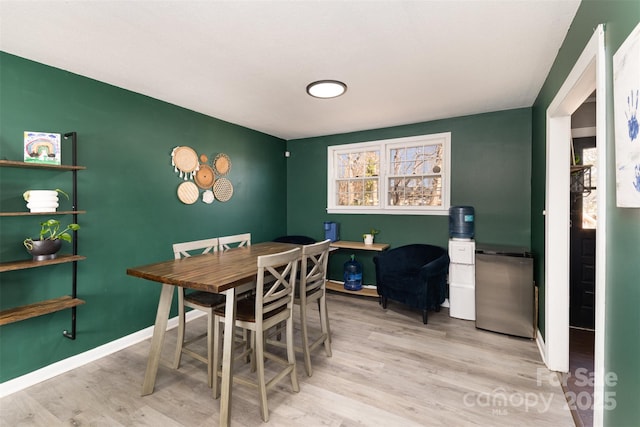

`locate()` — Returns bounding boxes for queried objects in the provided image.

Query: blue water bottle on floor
[343,255,362,291]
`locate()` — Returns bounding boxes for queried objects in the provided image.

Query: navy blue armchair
[373,244,450,324]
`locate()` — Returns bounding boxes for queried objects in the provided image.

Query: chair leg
[206,310,214,388]
[381,296,388,309]
[423,309,428,324]
[212,316,222,399]
[435,304,441,312]
[286,315,300,393]
[319,295,332,357]
[173,289,186,369]
[300,302,313,376]
[255,328,269,422]
[250,331,257,373]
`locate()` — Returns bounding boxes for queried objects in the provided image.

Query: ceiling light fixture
[306,80,347,99]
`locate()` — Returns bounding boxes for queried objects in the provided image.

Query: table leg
[141,283,174,396]
[219,287,236,427]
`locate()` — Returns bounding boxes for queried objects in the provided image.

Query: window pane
[388,176,442,206]
[390,143,443,176]
[337,178,378,206]
[337,151,379,179]
[582,147,597,229]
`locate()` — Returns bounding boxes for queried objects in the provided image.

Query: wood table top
[126,241,299,293]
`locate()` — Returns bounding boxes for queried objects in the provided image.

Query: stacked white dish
[23,190,59,213]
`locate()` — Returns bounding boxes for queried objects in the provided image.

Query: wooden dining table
[126,241,299,427]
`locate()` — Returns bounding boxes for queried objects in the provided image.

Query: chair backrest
[299,239,331,302]
[255,247,301,323]
[173,238,219,260]
[218,233,251,252]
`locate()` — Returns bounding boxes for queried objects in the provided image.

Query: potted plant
[362,228,380,245]
[23,218,80,261]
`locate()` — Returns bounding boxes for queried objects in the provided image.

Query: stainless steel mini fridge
[475,245,535,339]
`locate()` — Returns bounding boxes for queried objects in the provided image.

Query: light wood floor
[0,293,574,426]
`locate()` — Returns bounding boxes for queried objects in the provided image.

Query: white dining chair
[172,238,223,388]
[296,239,332,376]
[267,239,332,376]
[212,247,301,422]
[218,233,251,251]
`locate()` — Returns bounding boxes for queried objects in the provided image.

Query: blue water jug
[343,254,362,291]
[449,206,475,240]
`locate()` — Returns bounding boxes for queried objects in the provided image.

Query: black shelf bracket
[63,131,79,340]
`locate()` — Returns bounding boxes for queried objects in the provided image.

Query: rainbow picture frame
[24,131,61,165]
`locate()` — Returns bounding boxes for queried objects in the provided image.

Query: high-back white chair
[296,239,332,376]
[218,233,251,251]
[172,238,223,388]
[212,247,301,422]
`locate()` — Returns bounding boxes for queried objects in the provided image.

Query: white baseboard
[535,328,548,368]
[0,310,205,398]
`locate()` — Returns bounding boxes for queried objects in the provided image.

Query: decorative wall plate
[177,181,199,204]
[213,153,232,176]
[171,146,199,179]
[202,190,215,204]
[194,164,215,189]
[213,177,233,202]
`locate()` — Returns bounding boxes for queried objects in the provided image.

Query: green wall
[0,53,287,382]
[531,1,640,425]
[286,109,532,283]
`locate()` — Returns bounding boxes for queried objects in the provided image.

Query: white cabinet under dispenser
[448,239,476,320]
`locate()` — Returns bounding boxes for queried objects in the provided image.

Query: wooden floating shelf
[0,210,86,217]
[0,296,85,326]
[330,240,390,252]
[327,280,378,298]
[0,160,86,171]
[0,254,86,273]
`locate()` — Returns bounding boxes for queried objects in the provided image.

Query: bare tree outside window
[336,151,379,206]
[327,132,450,214]
[388,143,444,207]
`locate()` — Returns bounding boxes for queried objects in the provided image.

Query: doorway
[568,133,597,427]
[544,24,606,427]
[570,136,596,330]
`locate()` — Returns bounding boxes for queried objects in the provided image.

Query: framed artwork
[23,131,61,165]
[613,22,640,207]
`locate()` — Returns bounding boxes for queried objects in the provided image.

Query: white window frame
[327,132,451,215]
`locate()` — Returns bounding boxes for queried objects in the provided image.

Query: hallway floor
[562,327,595,427]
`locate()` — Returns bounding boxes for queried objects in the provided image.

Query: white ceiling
[0,0,580,140]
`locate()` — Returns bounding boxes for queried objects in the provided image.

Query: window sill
[327,207,449,216]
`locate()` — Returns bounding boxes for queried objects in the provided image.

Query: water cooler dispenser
[448,206,476,320]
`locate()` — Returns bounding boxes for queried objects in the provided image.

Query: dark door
[570,137,596,329]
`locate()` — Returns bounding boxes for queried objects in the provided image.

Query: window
[327,133,451,215]
[582,147,597,229]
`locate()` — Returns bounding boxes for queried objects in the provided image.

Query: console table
[327,240,390,298]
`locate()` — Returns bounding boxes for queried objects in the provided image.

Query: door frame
[544,24,606,425]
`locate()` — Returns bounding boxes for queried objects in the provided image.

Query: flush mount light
[306,80,347,99]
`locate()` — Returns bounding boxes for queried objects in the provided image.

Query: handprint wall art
[614,22,640,207]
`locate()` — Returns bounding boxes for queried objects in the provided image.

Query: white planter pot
[363,234,374,245]
[23,190,60,212]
